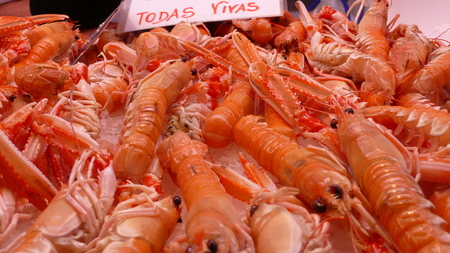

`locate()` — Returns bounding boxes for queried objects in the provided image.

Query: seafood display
[3,0,450,252]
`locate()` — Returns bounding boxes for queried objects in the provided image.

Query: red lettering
[136,12,148,25]
[145,12,156,23]
[211,1,228,14]
[247,2,259,11]
[211,1,261,14]
[167,9,179,22]
[182,7,195,18]
[154,11,169,24]
[228,4,239,13]
[235,3,246,13]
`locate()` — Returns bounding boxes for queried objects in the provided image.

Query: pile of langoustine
[3,0,450,252]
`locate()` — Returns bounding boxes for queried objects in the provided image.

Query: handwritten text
[211,1,259,14]
[136,7,195,25]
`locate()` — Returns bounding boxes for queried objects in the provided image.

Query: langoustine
[232,114,392,251]
[334,107,450,252]
[211,154,332,253]
[7,150,116,252]
[113,58,195,182]
[157,130,255,253]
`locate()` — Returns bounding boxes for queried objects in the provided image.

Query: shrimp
[14,30,79,66]
[334,107,450,252]
[264,102,298,142]
[0,14,69,37]
[165,103,211,141]
[389,24,431,88]
[333,51,397,106]
[87,183,182,253]
[0,104,58,210]
[14,30,80,102]
[96,29,125,53]
[23,21,74,47]
[404,46,450,106]
[179,39,248,80]
[0,14,69,64]
[362,105,450,152]
[156,130,255,253]
[430,185,450,232]
[249,200,331,253]
[0,85,30,119]
[203,80,254,149]
[113,59,195,182]
[50,89,102,139]
[248,62,345,159]
[87,59,130,113]
[211,155,332,253]
[395,93,443,110]
[232,18,278,44]
[231,12,294,45]
[0,185,34,246]
[317,5,358,43]
[233,115,393,251]
[133,32,186,77]
[274,20,307,51]
[8,150,116,253]
[306,42,356,74]
[169,22,210,42]
[356,0,390,60]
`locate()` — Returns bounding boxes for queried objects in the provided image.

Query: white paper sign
[117,0,285,33]
[387,0,450,42]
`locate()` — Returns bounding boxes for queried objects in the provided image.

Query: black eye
[191,68,197,75]
[249,204,259,217]
[330,118,338,129]
[181,56,188,62]
[313,197,327,213]
[172,196,182,208]
[185,246,193,253]
[9,95,16,101]
[207,239,218,253]
[343,108,354,114]
[330,184,343,199]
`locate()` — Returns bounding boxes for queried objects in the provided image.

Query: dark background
[287,0,315,12]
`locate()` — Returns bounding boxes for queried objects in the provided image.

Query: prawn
[203,80,254,149]
[356,0,390,60]
[14,30,80,102]
[23,21,74,47]
[7,150,116,252]
[362,105,450,152]
[403,46,450,106]
[264,102,298,142]
[233,114,393,251]
[113,58,195,182]
[133,32,186,77]
[156,130,255,253]
[430,185,450,232]
[248,61,345,159]
[87,59,130,113]
[211,154,332,253]
[0,103,58,210]
[389,24,431,88]
[87,182,182,252]
[333,51,397,106]
[334,107,450,253]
